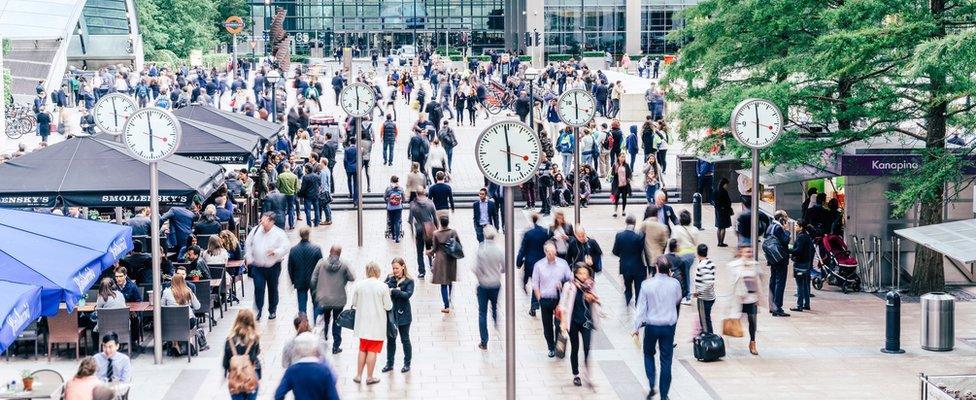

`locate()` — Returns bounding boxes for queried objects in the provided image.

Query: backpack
[601,131,614,151]
[388,188,403,207]
[227,338,258,395]
[439,129,458,148]
[557,132,573,153]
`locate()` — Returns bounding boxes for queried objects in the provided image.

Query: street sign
[224,16,245,34]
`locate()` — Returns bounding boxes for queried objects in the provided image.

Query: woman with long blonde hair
[160,273,201,354]
[222,309,262,399]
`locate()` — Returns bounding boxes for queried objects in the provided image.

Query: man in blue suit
[472,188,499,243]
[160,205,196,249]
[516,213,548,316]
[613,215,647,307]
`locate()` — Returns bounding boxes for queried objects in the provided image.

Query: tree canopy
[137,0,246,59]
[665,0,976,294]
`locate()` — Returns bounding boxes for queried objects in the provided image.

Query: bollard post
[881,289,906,354]
[692,193,702,229]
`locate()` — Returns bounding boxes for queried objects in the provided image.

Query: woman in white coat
[350,262,393,385]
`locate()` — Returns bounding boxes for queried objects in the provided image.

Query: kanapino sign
[840,154,976,176]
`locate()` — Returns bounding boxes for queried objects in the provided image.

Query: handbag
[387,310,398,340]
[443,235,465,259]
[554,329,568,359]
[722,318,744,337]
[318,189,333,205]
[762,229,786,265]
[337,309,356,330]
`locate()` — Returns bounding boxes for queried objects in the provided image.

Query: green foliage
[448,55,465,62]
[201,53,230,69]
[215,0,248,46]
[148,49,183,69]
[517,55,532,62]
[3,67,11,106]
[136,0,219,58]
[291,54,309,64]
[582,51,605,58]
[546,54,573,62]
[474,55,491,62]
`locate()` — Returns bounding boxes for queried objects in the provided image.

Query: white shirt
[244,225,289,267]
[294,139,312,159]
[428,145,449,171]
[633,274,682,330]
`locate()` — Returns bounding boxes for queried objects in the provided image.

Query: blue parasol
[0,209,133,315]
[0,281,42,354]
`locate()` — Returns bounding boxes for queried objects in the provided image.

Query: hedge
[546,54,574,62]
[291,54,310,64]
[582,51,605,57]
[201,53,231,69]
[448,55,465,62]
[517,55,532,62]
[474,55,491,62]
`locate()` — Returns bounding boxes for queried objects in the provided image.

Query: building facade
[248,0,697,57]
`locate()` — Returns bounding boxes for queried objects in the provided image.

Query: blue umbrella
[0,281,42,354]
[0,209,133,315]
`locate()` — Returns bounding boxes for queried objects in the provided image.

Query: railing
[919,373,976,399]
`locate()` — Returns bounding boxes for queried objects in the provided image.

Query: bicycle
[5,105,36,140]
[483,81,515,115]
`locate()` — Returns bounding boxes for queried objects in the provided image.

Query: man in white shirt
[532,242,572,358]
[93,333,131,383]
[245,212,290,320]
[632,257,682,400]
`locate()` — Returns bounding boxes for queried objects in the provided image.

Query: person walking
[790,221,815,313]
[350,262,393,385]
[693,244,717,334]
[273,338,340,400]
[613,215,647,307]
[714,178,734,247]
[244,213,289,321]
[223,310,262,400]
[277,164,299,230]
[611,153,633,218]
[408,190,437,279]
[473,226,504,350]
[382,258,414,373]
[287,227,322,316]
[310,245,356,354]
[633,256,682,400]
[640,205,670,269]
[566,227,603,273]
[381,114,397,166]
[317,162,334,225]
[385,176,406,243]
[427,215,461,313]
[298,164,321,227]
[517,213,549,316]
[765,210,792,317]
[559,263,600,387]
[724,245,763,355]
[471,187,499,243]
[671,210,701,304]
[532,242,573,357]
[343,137,360,200]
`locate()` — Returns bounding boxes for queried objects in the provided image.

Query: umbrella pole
[114,207,124,225]
[150,162,163,364]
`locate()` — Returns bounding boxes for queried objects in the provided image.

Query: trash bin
[920,292,954,351]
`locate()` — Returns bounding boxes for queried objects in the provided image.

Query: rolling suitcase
[693,299,726,362]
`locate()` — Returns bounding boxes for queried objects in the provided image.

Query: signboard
[183,154,251,164]
[224,16,245,35]
[840,154,976,176]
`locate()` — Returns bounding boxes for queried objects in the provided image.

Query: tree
[666,0,976,295]
[136,0,219,59]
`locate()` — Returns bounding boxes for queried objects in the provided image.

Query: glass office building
[250,0,697,56]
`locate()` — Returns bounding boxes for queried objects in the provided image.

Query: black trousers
[386,323,412,366]
[623,275,645,306]
[539,298,560,351]
[251,263,281,315]
[698,298,715,334]
[769,263,789,313]
[568,321,592,375]
[317,306,343,350]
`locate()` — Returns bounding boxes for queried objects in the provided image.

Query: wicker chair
[46,310,85,362]
[96,308,133,355]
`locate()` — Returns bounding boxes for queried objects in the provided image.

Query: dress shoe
[401,365,410,373]
[332,348,343,354]
[381,365,394,373]
[749,341,758,355]
[478,343,488,350]
[529,309,537,317]
[772,311,791,317]
[547,350,556,358]
[573,376,582,386]
[268,313,277,320]
[255,312,262,321]
[789,307,803,312]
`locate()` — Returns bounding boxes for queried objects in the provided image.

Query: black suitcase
[693,299,725,362]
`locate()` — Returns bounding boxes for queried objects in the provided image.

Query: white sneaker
[680,298,692,306]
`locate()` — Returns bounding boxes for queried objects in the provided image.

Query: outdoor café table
[61,302,153,350]
[0,382,57,399]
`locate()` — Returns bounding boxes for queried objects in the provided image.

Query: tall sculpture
[270,7,291,70]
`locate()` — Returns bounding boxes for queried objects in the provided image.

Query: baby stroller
[813,234,862,293]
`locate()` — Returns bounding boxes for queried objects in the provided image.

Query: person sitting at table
[95,278,126,310]
[185,245,213,280]
[112,267,142,302]
[161,274,201,356]
[202,235,229,265]
[121,242,152,278]
[214,196,237,232]
[194,205,222,235]
[171,266,197,292]
[93,332,131,383]
[219,230,244,261]
[65,357,102,400]
[176,236,198,262]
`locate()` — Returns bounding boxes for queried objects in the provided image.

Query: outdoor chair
[192,283,215,332]
[46,309,85,362]
[160,306,193,363]
[196,234,214,250]
[208,265,228,316]
[96,308,133,355]
[5,320,42,360]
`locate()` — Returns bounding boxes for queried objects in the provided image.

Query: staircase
[327,188,680,211]
[6,39,64,104]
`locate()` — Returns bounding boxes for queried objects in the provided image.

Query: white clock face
[557,89,596,127]
[476,121,542,186]
[93,93,137,135]
[730,99,784,149]
[339,83,376,117]
[122,108,182,162]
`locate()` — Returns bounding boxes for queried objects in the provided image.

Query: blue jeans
[445,146,454,169]
[319,199,333,223]
[231,391,257,400]
[387,209,402,239]
[283,194,296,229]
[296,287,311,315]
[643,324,676,399]
[645,184,659,203]
[303,196,320,226]
[440,284,453,309]
[476,286,500,346]
[383,141,395,164]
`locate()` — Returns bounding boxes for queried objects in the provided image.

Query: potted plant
[188,270,202,282]
[20,370,32,391]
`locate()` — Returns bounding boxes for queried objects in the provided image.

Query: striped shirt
[694,257,716,301]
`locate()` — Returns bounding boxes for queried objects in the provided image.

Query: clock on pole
[476,120,542,185]
[339,83,376,117]
[121,108,182,162]
[730,98,784,149]
[556,88,596,128]
[92,93,137,135]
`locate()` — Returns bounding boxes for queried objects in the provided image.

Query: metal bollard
[692,193,702,229]
[881,289,906,354]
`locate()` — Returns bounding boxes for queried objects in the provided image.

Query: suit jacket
[126,215,151,237]
[640,219,669,266]
[471,200,499,229]
[648,204,678,234]
[287,240,322,290]
[516,225,549,272]
[613,229,647,278]
[263,192,288,223]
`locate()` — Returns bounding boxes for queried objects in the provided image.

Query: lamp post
[525,67,538,129]
[266,69,281,123]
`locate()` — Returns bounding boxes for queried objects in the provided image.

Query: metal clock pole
[355,116,364,247]
[150,161,163,363]
[573,126,581,225]
[503,185,516,400]
[750,147,759,261]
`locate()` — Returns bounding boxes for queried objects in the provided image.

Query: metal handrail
[919,372,976,400]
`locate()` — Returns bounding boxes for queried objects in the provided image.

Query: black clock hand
[148,116,155,153]
[504,126,512,173]
[754,104,760,139]
[112,99,118,127]
[574,92,579,120]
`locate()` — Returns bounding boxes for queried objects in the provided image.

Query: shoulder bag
[337,309,356,330]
